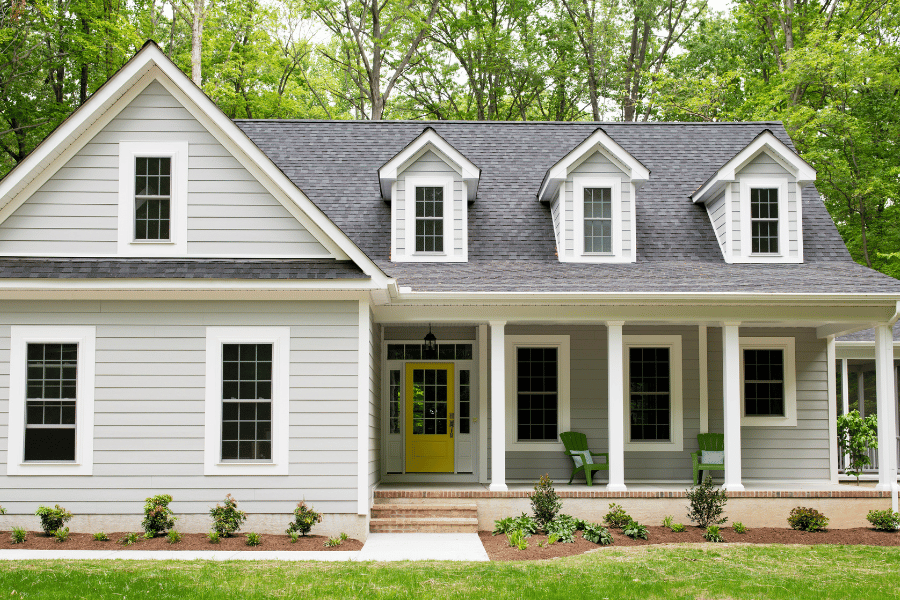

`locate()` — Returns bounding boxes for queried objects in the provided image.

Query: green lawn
[0,545,898,599]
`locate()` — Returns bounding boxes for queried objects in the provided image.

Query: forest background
[0,0,898,276]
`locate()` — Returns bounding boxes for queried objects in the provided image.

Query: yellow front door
[405,363,454,472]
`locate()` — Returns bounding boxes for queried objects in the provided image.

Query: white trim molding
[504,334,571,451]
[7,326,96,476]
[204,326,290,475]
[739,336,797,427]
[571,176,626,262]
[738,176,792,263]
[117,141,189,255]
[623,334,684,452]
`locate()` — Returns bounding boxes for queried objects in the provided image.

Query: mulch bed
[479,526,900,561]
[0,531,362,552]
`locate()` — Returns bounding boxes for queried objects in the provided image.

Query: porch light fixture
[424,324,437,358]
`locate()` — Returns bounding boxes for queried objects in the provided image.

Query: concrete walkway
[0,533,489,562]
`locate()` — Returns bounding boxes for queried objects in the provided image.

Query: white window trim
[623,335,683,452]
[571,176,626,262]
[396,175,462,262]
[7,326,96,476]
[118,141,188,255]
[740,336,797,427]
[737,176,792,263]
[204,326,290,475]
[505,335,570,451]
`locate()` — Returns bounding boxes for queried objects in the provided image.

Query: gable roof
[0,41,389,287]
[378,127,480,200]
[236,119,900,295]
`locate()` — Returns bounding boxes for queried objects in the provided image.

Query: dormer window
[583,187,612,253]
[750,187,778,254]
[135,157,172,241]
[415,186,444,252]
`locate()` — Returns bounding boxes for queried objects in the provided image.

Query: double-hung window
[750,188,778,254]
[221,343,273,461]
[740,337,796,426]
[415,186,444,252]
[583,187,612,253]
[25,343,78,462]
[134,157,171,241]
[623,335,683,451]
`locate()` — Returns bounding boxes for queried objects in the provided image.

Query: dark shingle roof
[0,258,368,280]
[236,120,900,294]
[838,322,900,343]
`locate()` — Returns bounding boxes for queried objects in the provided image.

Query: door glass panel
[412,368,449,436]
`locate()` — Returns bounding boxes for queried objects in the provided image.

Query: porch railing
[837,436,900,474]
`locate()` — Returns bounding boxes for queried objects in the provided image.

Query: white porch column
[827,337,838,483]
[841,359,850,416]
[607,321,626,491]
[874,324,899,491]
[722,323,744,491]
[489,321,508,492]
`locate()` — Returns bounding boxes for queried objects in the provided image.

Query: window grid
[584,187,612,253]
[750,188,778,253]
[221,343,273,461]
[629,347,671,442]
[389,370,401,434]
[516,347,558,441]
[24,343,77,462]
[415,186,444,252]
[744,349,785,416]
[411,368,448,435]
[387,343,472,361]
[135,156,171,241]
[459,369,470,434]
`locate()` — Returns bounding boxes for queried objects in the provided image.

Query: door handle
[449,412,454,438]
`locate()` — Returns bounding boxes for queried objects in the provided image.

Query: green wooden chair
[691,433,725,485]
[560,431,609,486]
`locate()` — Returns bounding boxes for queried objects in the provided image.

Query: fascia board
[0,278,383,291]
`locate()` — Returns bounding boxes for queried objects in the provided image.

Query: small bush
[530,474,562,529]
[339,532,348,541]
[210,494,246,537]
[207,531,220,544]
[142,494,176,538]
[506,529,528,550]
[704,524,724,542]
[34,505,72,535]
[686,475,728,528]
[670,523,686,533]
[11,527,26,544]
[0,505,6,514]
[166,530,182,544]
[143,531,155,540]
[788,507,829,532]
[118,532,140,546]
[324,536,342,547]
[286,501,322,537]
[245,532,262,546]
[582,522,613,545]
[546,532,559,545]
[866,509,900,531]
[545,517,576,544]
[53,527,69,543]
[662,515,674,528]
[732,522,748,534]
[93,532,109,542]
[623,520,648,540]
[288,531,299,543]
[603,503,631,529]
[493,514,538,536]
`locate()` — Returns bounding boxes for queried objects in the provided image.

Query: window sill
[130,240,176,245]
[507,440,565,452]
[204,462,288,476]
[8,462,91,476]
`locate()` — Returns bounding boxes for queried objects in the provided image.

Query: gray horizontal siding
[0,299,361,515]
[0,80,328,258]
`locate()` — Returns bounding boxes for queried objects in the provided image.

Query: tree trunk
[79,17,89,105]
[859,197,872,268]
[191,0,204,85]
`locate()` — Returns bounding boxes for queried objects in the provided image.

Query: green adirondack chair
[691,433,725,485]
[560,431,609,486]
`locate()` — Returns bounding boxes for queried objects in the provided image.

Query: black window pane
[24,428,75,461]
[629,347,671,441]
[221,343,274,461]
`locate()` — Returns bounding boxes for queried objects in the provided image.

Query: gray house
[1,42,898,538]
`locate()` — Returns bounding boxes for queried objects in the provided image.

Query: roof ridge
[234,119,786,126]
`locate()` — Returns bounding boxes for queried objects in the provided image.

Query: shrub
[545,517,577,544]
[506,529,528,550]
[686,475,728,528]
[530,474,562,529]
[324,536,342,547]
[788,507,829,532]
[11,527,26,544]
[623,520,648,540]
[837,410,878,484]
[866,509,900,531]
[670,523,686,533]
[0,505,6,514]
[142,494,176,538]
[546,533,559,545]
[286,501,322,537]
[288,531,299,543]
[93,532,109,542]
[704,525,724,542]
[246,532,262,546]
[34,505,72,535]
[662,515,674,528]
[166,530,182,544]
[118,532,140,546]
[603,503,631,529]
[339,532,348,541]
[210,494,246,537]
[732,522,748,534]
[53,527,69,543]
[493,514,538,536]
[207,531,220,544]
[582,522,613,545]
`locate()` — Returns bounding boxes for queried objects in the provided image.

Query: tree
[837,410,878,484]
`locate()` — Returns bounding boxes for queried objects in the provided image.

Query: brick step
[369,517,479,533]
[371,503,477,519]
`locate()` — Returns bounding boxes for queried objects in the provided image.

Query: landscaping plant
[732,521,748,534]
[530,474,562,530]
[0,505,6,514]
[623,519,648,540]
[866,509,900,531]
[670,523,686,533]
[339,532,348,541]
[662,515,674,528]
[207,531,220,544]
[141,494,176,538]
[787,507,829,532]
[582,522,613,545]
[603,503,631,529]
[11,527,26,544]
[166,530,182,544]
[704,524,725,542]
[837,410,878,484]
[288,531,299,543]
[53,527,69,543]
[492,514,538,536]
[545,518,576,543]
[686,475,728,528]
[506,529,528,550]
[286,501,322,537]
[246,532,262,546]
[34,504,72,535]
[118,532,140,546]
[210,494,246,537]
[93,532,109,541]
[324,536,342,547]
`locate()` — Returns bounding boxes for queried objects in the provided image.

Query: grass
[0,545,898,599]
